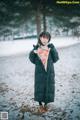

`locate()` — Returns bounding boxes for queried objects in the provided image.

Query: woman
[29,31,59,113]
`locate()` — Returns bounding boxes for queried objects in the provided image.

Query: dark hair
[38,31,51,46]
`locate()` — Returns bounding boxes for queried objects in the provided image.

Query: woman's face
[40,36,49,46]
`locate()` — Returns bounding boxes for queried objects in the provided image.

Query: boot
[44,104,48,112]
[38,105,46,113]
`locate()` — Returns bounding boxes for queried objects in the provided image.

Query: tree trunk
[43,11,47,32]
[36,8,41,37]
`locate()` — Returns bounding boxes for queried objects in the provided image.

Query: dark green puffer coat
[29,43,59,103]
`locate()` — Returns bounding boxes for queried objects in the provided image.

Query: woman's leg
[44,102,47,106]
[38,101,45,113]
[39,101,42,106]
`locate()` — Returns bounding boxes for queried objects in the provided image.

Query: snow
[0,36,80,57]
[0,43,80,119]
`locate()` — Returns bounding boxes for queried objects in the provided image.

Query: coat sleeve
[50,44,59,63]
[29,49,36,64]
[29,44,39,64]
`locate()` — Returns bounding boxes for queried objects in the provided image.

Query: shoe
[38,105,46,113]
[44,105,48,112]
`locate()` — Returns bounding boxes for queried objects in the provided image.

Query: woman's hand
[34,50,37,53]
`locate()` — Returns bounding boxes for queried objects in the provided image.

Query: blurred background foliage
[0,0,80,40]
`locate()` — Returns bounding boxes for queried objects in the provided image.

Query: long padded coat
[29,43,59,103]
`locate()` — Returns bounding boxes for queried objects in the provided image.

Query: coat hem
[34,98,55,104]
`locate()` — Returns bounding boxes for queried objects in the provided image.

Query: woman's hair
[38,31,51,46]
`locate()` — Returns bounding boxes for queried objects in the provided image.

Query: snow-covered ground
[0,36,80,57]
[0,43,80,120]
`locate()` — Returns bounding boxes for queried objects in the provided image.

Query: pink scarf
[37,47,50,71]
